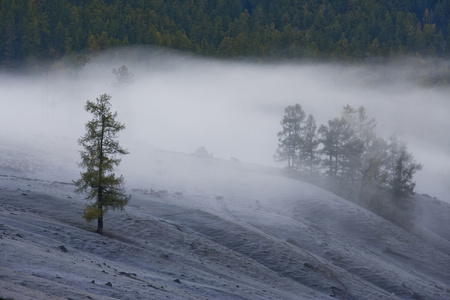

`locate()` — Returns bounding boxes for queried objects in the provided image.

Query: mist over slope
[1,148,450,299]
[1,48,449,201]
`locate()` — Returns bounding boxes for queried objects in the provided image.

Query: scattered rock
[59,245,69,253]
[131,188,149,194]
[330,286,345,298]
[147,284,161,290]
[119,271,138,278]
[150,189,168,198]
[91,280,95,284]
[105,282,112,287]
[174,279,181,284]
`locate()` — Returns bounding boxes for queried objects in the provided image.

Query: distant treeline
[275,104,422,229]
[1,0,449,68]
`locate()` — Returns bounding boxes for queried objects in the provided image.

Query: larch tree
[74,93,130,235]
[341,106,386,204]
[358,136,390,207]
[112,65,134,86]
[319,117,348,178]
[318,117,364,181]
[387,137,422,200]
[300,114,320,175]
[387,136,422,227]
[275,104,306,171]
[341,105,377,148]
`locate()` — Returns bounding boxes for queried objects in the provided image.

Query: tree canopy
[74,93,130,234]
[276,104,422,229]
[1,0,449,67]
[275,103,306,171]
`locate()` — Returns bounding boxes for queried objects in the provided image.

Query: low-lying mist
[1,47,449,202]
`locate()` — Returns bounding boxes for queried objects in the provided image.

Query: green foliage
[112,65,134,86]
[74,93,130,234]
[0,0,449,67]
[277,104,422,229]
[83,204,103,223]
[387,136,423,200]
[300,114,320,174]
[318,113,365,182]
[70,54,89,74]
[382,137,422,229]
[275,104,305,171]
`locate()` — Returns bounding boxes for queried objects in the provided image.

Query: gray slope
[1,149,450,299]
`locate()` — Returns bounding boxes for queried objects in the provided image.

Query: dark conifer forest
[1,0,449,67]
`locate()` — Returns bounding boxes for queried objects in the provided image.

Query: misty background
[1,47,449,202]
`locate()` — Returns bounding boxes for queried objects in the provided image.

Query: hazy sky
[1,48,449,201]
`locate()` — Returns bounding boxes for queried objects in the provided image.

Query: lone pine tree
[112,65,134,86]
[74,93,130,234]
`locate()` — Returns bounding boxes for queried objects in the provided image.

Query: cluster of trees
[275,104,422,228]
[74,96,423,233]
[1,0,449,68]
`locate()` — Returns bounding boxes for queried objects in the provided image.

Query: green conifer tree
[300,114,320,175]
[275,104,305,171]
[74,94,130,234]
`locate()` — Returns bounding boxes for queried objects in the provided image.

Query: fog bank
[1,48,449,201]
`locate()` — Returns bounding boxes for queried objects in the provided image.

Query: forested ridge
[1,0,449,67]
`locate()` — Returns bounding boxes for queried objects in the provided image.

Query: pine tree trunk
[97,115,105,235]
[97,214,103,234]
[97,187,103,234]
